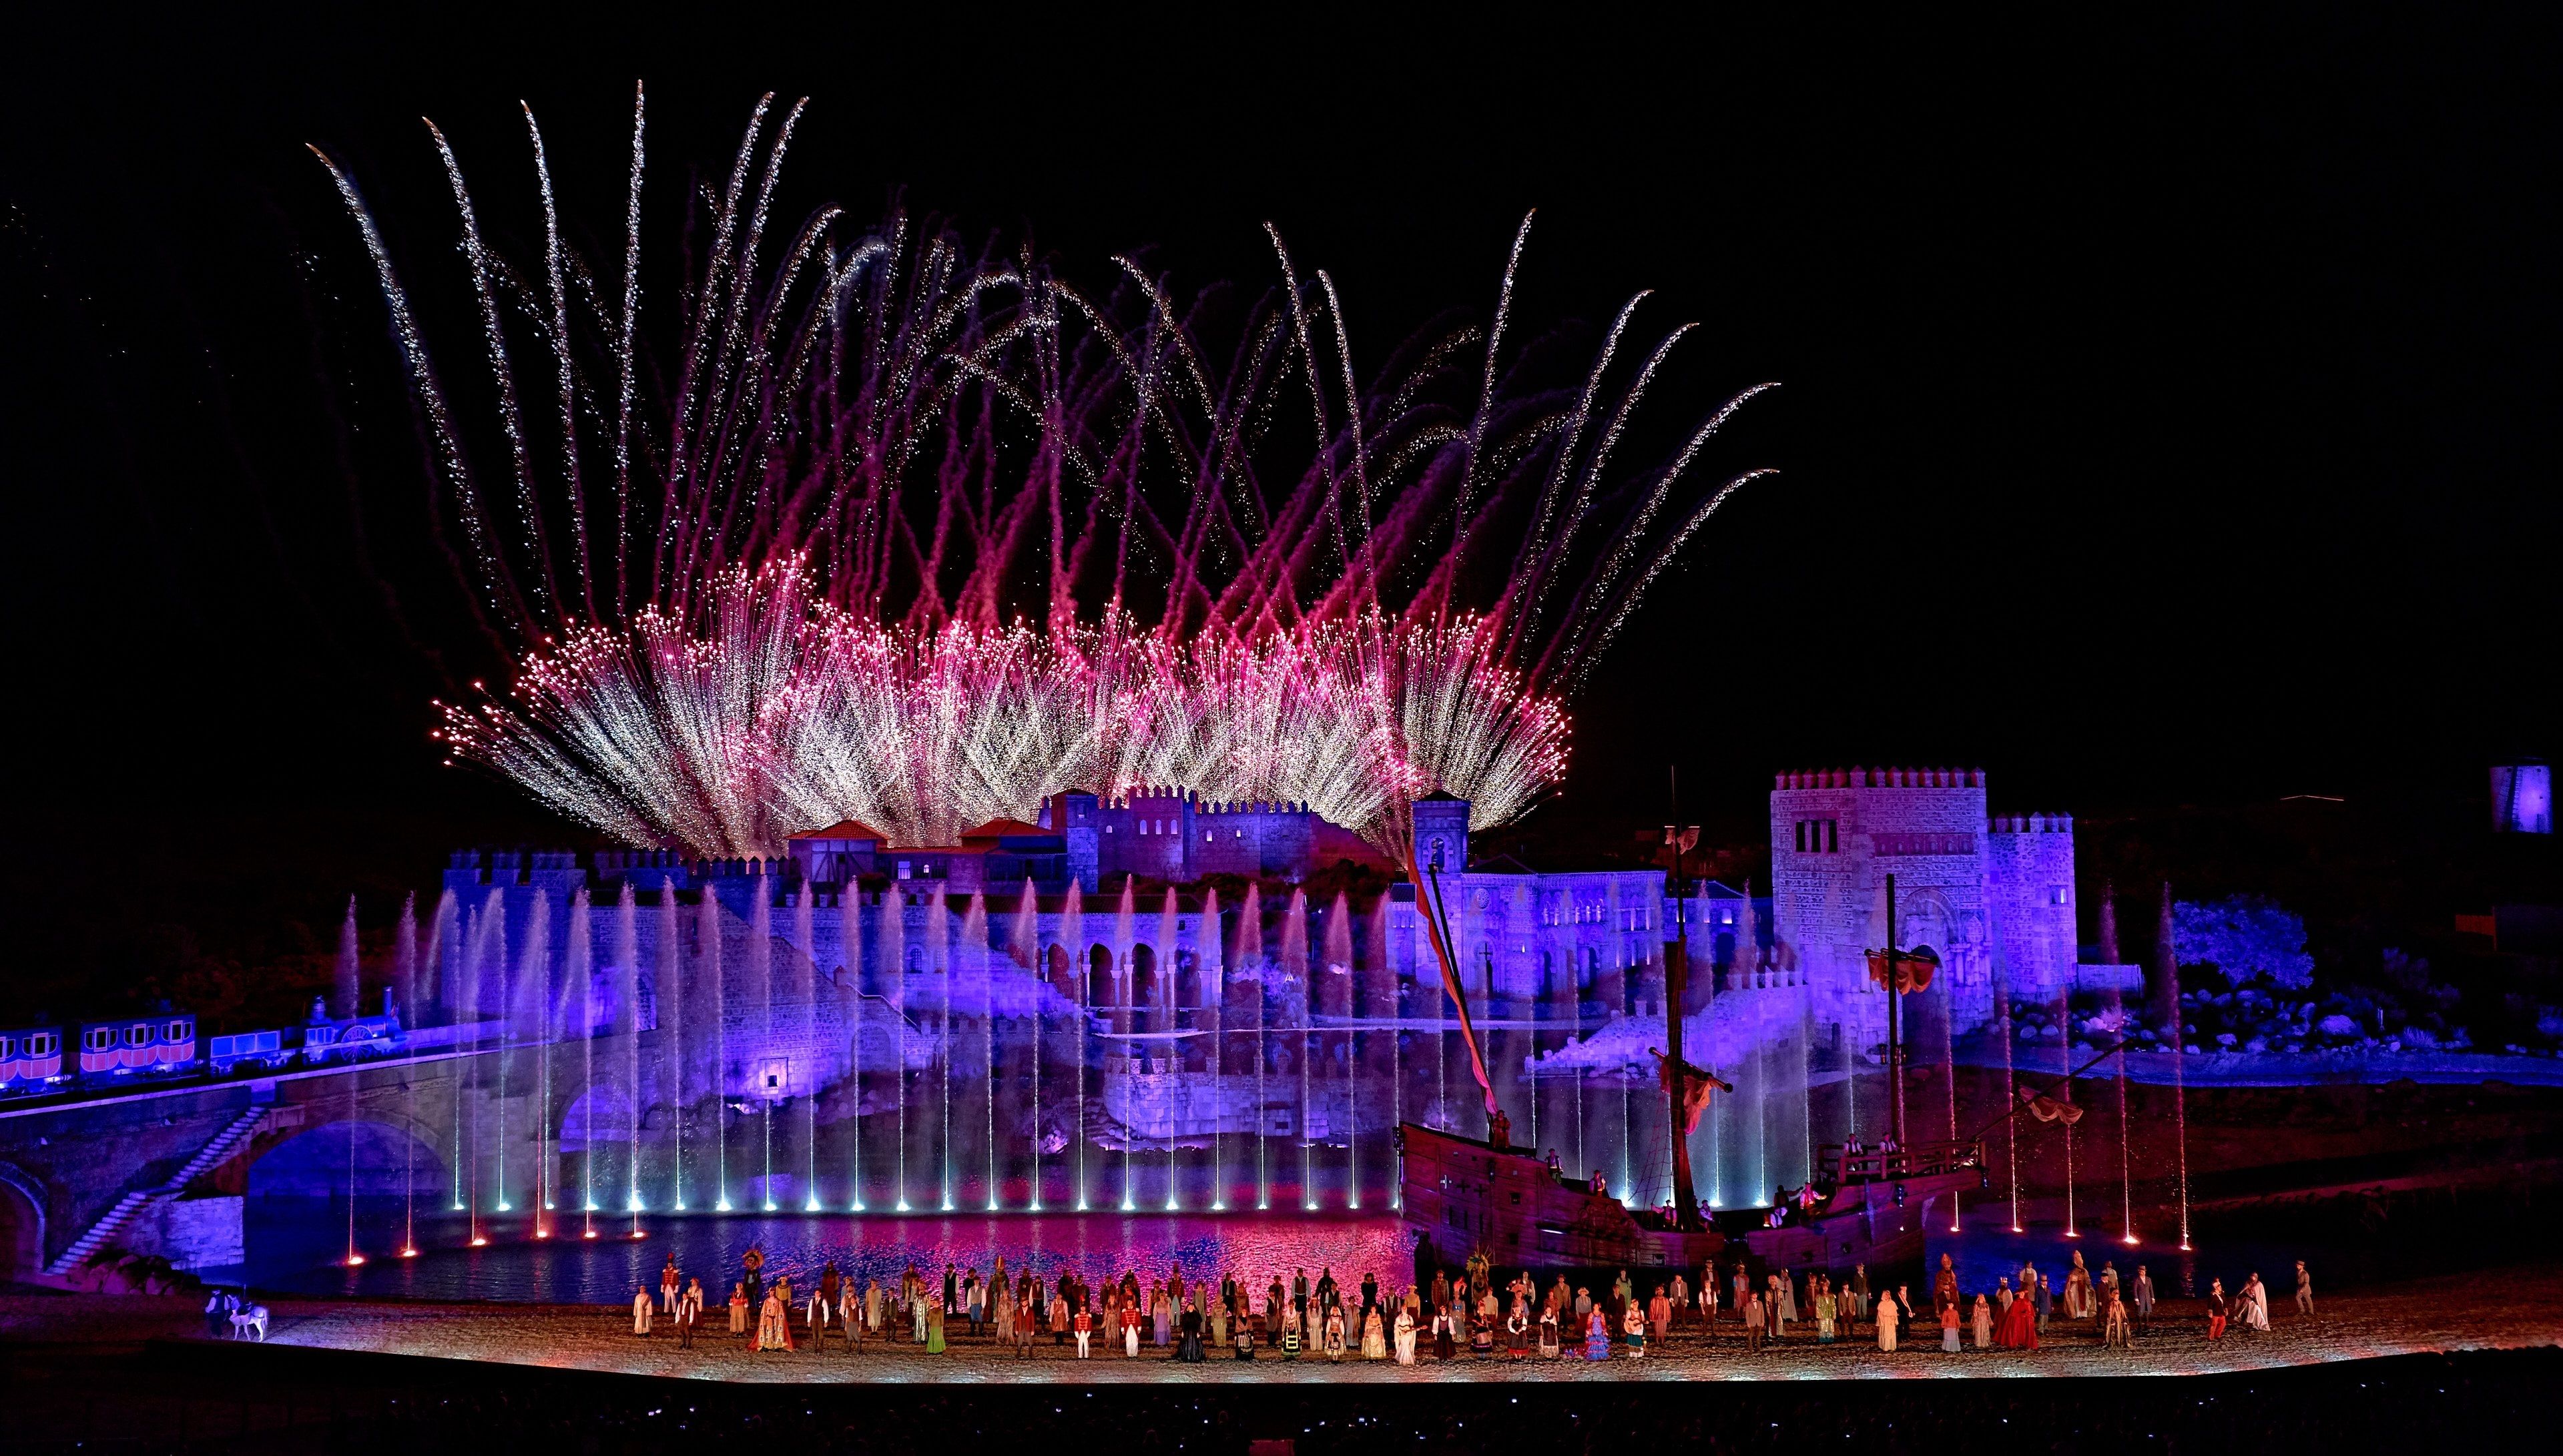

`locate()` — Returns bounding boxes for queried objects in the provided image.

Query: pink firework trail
[316,87,1775,855]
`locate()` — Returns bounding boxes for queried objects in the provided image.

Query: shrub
[2173,895,2317,991]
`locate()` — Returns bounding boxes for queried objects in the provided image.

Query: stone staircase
[44,1105,268,1275]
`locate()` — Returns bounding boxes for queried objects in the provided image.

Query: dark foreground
[1,1334,2555,1455]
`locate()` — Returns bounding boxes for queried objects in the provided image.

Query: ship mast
[1886,873,1908,1148]
[1664,769,1703,1231]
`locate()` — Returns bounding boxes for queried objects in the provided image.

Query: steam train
[0,996,407,1099]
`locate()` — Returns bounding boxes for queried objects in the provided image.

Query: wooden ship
[1400,855,1992,1278]
[1397,1118,1728,1271]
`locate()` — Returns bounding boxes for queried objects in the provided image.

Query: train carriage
[75,1014,198,1078]
[0,1026,67,1093]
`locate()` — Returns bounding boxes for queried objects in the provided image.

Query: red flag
[1653,1050,1732,1136]
[1865,945,1940,994]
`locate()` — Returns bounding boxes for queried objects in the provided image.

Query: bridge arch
[0,1158,45,1281]
[247,1117,447,1199]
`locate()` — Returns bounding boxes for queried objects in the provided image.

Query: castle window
[2051,887,2071,906]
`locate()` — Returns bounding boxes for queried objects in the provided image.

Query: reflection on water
[239,1198,1415,1305]
[237,1188,2493,1306]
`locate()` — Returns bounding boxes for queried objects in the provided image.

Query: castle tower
[1412,793,1470,875]
[1770,767,2030,1044]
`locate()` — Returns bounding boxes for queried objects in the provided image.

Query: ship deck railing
[1816,1138,1984,1185]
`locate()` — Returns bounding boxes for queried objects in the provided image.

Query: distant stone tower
[1412,793,1471,875]
[1770,766,2079,1048]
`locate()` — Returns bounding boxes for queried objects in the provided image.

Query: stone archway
[248,1118,447,1199]
[244,1118,449,1268]
[1131,943,1160,1012]
[1087,943,1115,1007]
[0,1160,45,1281]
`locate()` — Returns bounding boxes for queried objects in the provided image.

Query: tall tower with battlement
[1769,767,2078,1052]
[1412,792,1470,876]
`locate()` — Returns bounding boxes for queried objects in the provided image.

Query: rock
[2318,1014,2360,1037]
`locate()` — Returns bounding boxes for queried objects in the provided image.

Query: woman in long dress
[1939,1296,1962,1352]
[1777,1270,1799,1333]
[1324,1305,1347,1362]
[1621,1299,1647,1358]
[2065,1251,2092,1320]
[729,1282,750,1335]
[1972,1293,1993,1349]
[1393,1307,1418,1364]
[1362,1305,1387,1360]
[1431,1307,1455,1360]
[924,1293,947,1354]
[1538,1305,1562,1359]
[1816,1283,1836,1343]
[1154,1283,1172,1348]
[1583,1307,1611,1361]
[1876,1290,1900,1352]
[1505,1298,1528,1357]
[756,1288,796,1352]
[633,1287,655,1337]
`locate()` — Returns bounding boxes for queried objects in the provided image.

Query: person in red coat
[1995,1284,2038,1349]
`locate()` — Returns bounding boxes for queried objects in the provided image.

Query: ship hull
[1396,1122,1725,1272]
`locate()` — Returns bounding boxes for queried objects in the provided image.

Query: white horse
[231,1305,269,1341]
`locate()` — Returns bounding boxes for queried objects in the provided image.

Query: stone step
[43,1107,268,1275]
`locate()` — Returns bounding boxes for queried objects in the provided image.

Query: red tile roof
[960,817,1051,840]
[788,819,889,843]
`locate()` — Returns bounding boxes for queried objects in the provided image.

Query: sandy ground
[7,1267,2560,1383]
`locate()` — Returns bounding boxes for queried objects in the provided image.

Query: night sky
[3,11,2556,998]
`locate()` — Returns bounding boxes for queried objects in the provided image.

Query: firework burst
[333,86,1771,857]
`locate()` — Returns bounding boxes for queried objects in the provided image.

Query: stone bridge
[0,1038,614,1283]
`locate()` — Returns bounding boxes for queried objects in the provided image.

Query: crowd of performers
[619,1244,2319,1363]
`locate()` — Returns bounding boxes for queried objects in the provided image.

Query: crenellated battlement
[1773,766,1986,790]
